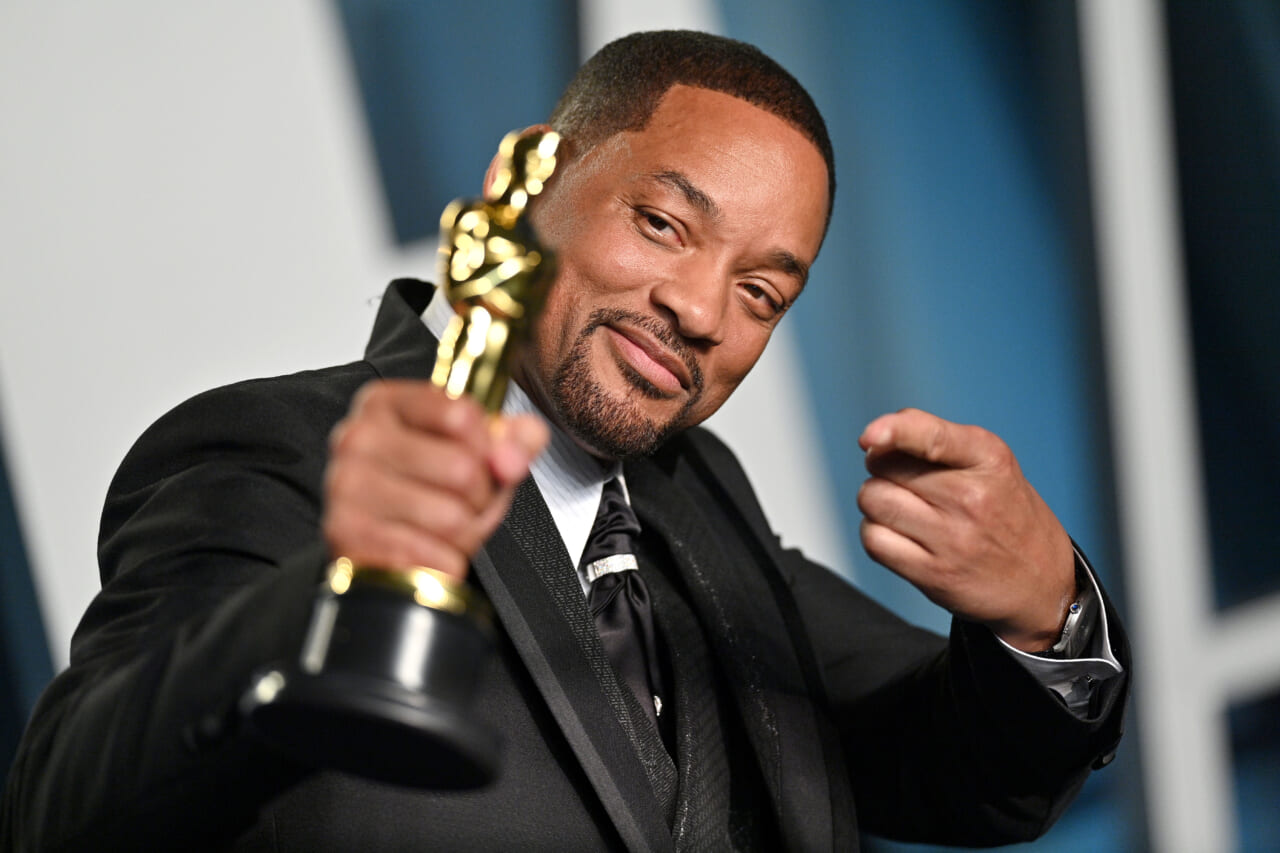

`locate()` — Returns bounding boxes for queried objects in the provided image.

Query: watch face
[1053,562,1099,658]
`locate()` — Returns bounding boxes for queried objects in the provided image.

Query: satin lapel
[359,279,671,849]
[469,478,673,853]
[362,279,438,379]
[626,455,835,851]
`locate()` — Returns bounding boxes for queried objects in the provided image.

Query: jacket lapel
[626,453,838,851]
[470,479,674,853]
[361,280,672,850]
[362,279,437,378]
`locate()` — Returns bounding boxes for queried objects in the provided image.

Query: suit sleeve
[1,365,371,852]
[683,426,1130,847]
[783,551,1128,845]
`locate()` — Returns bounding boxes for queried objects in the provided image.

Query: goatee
[548,308,703,460]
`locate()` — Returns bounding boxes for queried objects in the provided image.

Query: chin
[552,370,695,460]
[539,307,706,459]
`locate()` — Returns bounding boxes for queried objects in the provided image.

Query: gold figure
[245,132,560,788]
[340,131,560,611]
[432,130,560,412]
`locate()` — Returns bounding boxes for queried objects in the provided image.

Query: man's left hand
[856,408,1075,653]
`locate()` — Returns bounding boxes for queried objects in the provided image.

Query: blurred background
[1,1,1276,850]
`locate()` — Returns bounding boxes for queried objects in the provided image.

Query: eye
[742,282,784,319]
[634,208,681,245]
[644,212,671,232]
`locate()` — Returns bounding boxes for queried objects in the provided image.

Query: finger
[859,518,932,582]
[353,381,491,458]
[328,459,499,553]
[324,502,472,578]
[475,481,521,545]
[859,408,990,469]
[865,449,996,514]
[507,413,551,459]
[857,476,941,550]
[331,415,496,513]
[487,414,550,486]
[864,448,943,484]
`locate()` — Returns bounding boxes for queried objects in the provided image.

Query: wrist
[994,557,1081,653]
[1032,558,1096,659]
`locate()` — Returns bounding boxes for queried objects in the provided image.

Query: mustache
[581,308,704,394]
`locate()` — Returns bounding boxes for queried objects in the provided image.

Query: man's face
[516,84,830,459]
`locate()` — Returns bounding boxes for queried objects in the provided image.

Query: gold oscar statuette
[242,130,560,788]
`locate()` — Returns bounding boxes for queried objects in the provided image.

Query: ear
[482,123,554,197]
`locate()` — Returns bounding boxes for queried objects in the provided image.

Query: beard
[546,308,704,460]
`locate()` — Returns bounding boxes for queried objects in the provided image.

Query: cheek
[556,214,659,297]
[531,280,579,357]
[692,335,770,415]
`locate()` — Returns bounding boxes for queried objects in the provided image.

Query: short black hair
[550,30,836,215]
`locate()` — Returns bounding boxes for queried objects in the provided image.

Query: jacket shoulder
[107,361,377,498]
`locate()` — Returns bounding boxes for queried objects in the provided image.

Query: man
[2,31,1127,851]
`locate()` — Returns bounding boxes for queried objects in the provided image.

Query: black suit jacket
[2,280,1128,852]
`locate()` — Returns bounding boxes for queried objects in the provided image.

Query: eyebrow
[647,169,811,291]
[769,250,811,291]
[650,170,719,219]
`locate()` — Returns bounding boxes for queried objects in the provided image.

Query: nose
[649,258,728,345]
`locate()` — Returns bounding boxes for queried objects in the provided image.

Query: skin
[513,86,828,458]
[323,85,1075,653]
[857,408,1075,652]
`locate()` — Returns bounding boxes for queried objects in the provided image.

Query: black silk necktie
[582,479,665,733]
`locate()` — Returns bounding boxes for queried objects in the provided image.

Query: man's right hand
[322,380,549,580]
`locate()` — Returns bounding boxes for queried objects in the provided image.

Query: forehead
[569,85,831,258]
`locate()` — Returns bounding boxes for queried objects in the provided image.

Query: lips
[604,325,692,396]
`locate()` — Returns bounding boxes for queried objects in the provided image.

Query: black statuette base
[242,584,500,789]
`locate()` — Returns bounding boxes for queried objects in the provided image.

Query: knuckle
[435,552,468,578]
[323,460,360,500]
[858,517,878,546]
[352,380,391,413]
[440,450,485,496]
[856,479,874,512]
[406,537,465,576]
[320,506,346,542]
[444,395,484,431]
[951,525,984,562]
[380,543,416,571]
[924,423,948,463]
[956,481,991,516]
[437,452,470,491]
[857,479,891,523]
[453,525,487,556]
[859,520,893,564]
[327,419,349,452]
[330,418,378,458]
[972,426,1015,470]
[977,425,1006,456]
[430,498,473,542]
[392,540,431,570]
[991,441,1017,475]
[322,505,366,555]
